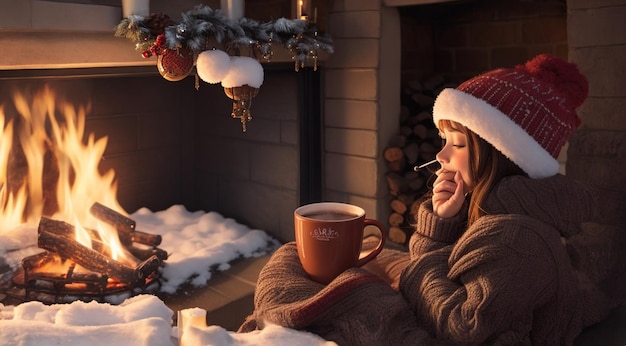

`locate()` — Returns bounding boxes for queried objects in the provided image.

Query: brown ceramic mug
[294,202,387,284]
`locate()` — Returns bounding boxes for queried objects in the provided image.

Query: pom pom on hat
[433,54,589,179]
[516,53,588,109]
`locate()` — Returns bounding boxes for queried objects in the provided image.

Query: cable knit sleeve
[408,199,467,259]
[399,214,582,345]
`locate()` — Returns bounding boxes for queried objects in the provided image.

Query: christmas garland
[114,5,334,71]
[114,5,333,132]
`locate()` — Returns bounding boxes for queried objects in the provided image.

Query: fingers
[448,171,466,204]
[431,171,465,218]
[432,170,457,197]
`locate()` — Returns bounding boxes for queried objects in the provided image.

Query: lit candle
[179,308,207,346]
[297,0,303,19]
[221,0,244,20]
[122,0,149,17]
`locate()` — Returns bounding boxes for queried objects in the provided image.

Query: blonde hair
[437,119,527,226]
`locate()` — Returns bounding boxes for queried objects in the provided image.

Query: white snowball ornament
[221,56,264,88]
[196,49,231,84]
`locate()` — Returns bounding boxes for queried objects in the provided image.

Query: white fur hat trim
[433,88,559,179]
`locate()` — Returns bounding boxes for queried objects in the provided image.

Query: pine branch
[114,5,333,64]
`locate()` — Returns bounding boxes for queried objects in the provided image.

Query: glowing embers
[12,203,167,303]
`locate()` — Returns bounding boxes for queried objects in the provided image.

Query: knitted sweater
[238,242,438,345]
[399,174,605,345]
[240,174,611,345]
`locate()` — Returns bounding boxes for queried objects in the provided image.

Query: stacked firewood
[384,75,457,246]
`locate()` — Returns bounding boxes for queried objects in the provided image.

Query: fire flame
[0,86,130,263]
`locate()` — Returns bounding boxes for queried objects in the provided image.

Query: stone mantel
[0,29,311,73]
[0,30,152,71]
[0,0,319,72]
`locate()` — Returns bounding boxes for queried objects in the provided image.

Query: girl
[240,54,614,345]
[399,53,614,344]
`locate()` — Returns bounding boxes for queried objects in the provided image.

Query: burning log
[128,245,168,262]
[37,230,158,286]
[21,252,109,291]
[88,203,168,260]
[38,217,167,262]
[37,217,161,286]
[13,203,167,302]
[38,217,107,255]
[90,202,162,247]
[21,251,57,271]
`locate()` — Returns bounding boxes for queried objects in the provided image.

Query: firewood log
[413,124,428,139]
[419,141,438,162]
[399,125,413,137]
[388,134,407,148]
[388,226,407,244]
[416,111,433,123]
[383,147,404,163]
[386,172,408,196]
[387,159,406,173]
[385,75,456,246]
[38,229,138,285]
[90,202,162,246]
[390,199,408,215]
[388,212,405,227]
[408,176,426,192]
[402,142,419,166]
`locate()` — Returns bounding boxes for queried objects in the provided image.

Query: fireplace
[0,0,623,290]
[0,1,333,312]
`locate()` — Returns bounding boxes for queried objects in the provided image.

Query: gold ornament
[223,85,259,132]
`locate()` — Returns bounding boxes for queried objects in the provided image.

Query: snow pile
[0,295,335,346]
[0,295,173,346]
[0,205,335,345]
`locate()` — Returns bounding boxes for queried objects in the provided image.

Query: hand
[431,169,465,218]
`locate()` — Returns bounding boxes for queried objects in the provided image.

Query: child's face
[436,127,473,193]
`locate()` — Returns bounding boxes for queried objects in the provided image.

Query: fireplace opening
[0,85,170,303]
[0,60,321,304]
[382,0,570,247]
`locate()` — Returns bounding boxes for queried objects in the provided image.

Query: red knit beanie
[432,54,589,179]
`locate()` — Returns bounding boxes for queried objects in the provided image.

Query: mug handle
[356,218,387,267]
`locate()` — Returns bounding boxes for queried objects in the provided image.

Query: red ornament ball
[157,47,195,82]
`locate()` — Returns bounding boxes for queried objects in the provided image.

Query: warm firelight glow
[0,86,132,264]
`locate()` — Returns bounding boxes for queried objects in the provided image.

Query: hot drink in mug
[294,202,387,284]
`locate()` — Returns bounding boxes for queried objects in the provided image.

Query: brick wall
[323,0,401,224]
[192,68,301,242]
[567,0,626,231]
[401,0,568,82]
